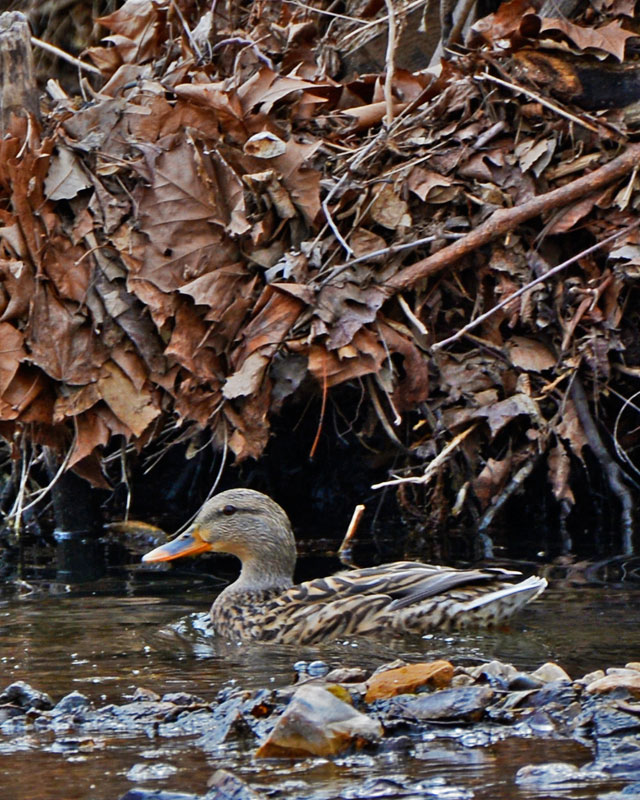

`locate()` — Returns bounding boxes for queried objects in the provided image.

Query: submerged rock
[0,681,53,711]
[204,769,266,799]
[255,684,382,758]
[127,762,179,782]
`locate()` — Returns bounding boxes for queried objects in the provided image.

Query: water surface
[1,570,639,800]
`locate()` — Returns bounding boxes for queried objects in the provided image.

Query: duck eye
[222,504,236,516]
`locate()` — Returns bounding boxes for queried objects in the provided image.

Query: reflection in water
[1,574,639,800]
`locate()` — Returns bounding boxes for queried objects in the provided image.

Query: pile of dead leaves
[1,0,639,549]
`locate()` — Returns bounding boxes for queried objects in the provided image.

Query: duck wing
[265,562,544,643]
[283,561,521,607]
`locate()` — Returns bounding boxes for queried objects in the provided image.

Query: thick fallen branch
[387,142,640,292]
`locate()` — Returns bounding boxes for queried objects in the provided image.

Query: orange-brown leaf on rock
[305,328,386,388]
[520,15,635,62]
[96,360,160,438]
[473,456,513,509]
[547,442,575,504]
[26,286,108,385]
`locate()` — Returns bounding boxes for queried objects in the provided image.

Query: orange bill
[142,528,211,562]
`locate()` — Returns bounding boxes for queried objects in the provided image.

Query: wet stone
[119,791,198,800]
[194,696,257,750]
[515,761,584,786]
[0,681,53,711]
[51,690,91,716]
[507,673,544,691]
[365,660,454,702]
[127,762,179,782]
[161,692,205,706]
[526,679,577,708]
[203,768,266,800]
[255,684,382,758]
[390,686,495,722]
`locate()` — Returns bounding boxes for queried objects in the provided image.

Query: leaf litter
[2,0,640,547]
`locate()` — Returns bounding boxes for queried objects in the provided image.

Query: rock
[195,696,255,750]
[626,664,640,673]
[365,660,454,702]
[325,667,369,684]
[390,686,494,722]
[161,692,205,706]
[119,791,198,800]
[132,688,162,702]
[51,691,91,716]
[126,762,178,781]
[469,660,519,688]
[204,769,266,799]
[530,662,572,683]
[0,681,53,711]
[255,684,382,758]
[515,762,582,785]
[507,673,544,690]
[586,673,640,697]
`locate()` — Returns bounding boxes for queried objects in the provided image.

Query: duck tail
[458,575,547,623]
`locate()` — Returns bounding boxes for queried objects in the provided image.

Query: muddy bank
[2,656,640,799]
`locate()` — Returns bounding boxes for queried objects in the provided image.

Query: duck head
[142,488,297,590]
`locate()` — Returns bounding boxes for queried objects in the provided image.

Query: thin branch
[387,142,640,292]
[432,220,640,351]
[476,72,605,135]
[372,423,477,489]
[30,36,101,75]
[383,0,397,126]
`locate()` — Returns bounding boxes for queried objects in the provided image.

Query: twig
[372,423,477,489]
[338,504,365,567]
[30,36,101,75]
[387,142,640,292]
[318,234,436,285]
[432,221,640,351]
[571,377,634,554]
[383,0,397,126]
[211,37,274,70]
[476,458,539,558]
[367,376,407,450]
[476,73,603,136]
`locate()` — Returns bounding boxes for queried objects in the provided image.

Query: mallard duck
[142,489,547,644]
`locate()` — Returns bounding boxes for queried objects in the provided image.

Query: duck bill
[142,528,211,563]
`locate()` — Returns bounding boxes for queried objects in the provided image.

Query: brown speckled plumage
[143,489,547,644]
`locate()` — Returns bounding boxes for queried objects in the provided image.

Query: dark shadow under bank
[0,384,637,581]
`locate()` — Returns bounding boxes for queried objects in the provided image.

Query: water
[1,570,640,800]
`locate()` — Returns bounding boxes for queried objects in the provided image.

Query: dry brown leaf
[507,336,556,372]
[97,360,160,437]
[547,443,575,504]
[522,16,636,62]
